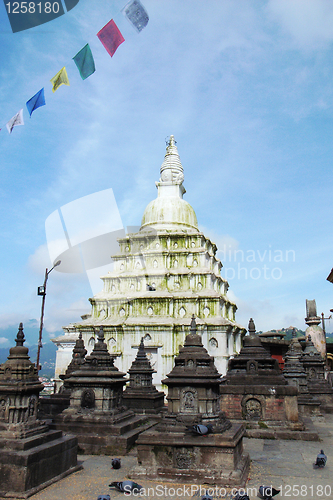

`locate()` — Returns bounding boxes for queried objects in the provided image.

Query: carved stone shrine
[0,324,79,498]
[129,316,250,487]
[219,319,313,439]
[301,335,333,412]
[122,337,165,414]
[283,330,321,415]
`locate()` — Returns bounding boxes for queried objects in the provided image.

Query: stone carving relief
[81,389,95,409]
[180,388,197,413]
[209,337,218,348]
[247,360,258,374]
[0,399,7,421]
[175,448,195,469]
[243,397,262,420]
[27,395,38,419]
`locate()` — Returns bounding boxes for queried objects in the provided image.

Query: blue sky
[0,0,333,349]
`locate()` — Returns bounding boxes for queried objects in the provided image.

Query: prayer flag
[50,67,70,93]
[26,88,45,117]
[73,44,95,80]
[122,0,149,33]
[6,109,24,134]
[97,19,125,58]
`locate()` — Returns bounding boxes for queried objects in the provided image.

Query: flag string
[1,0,149,134]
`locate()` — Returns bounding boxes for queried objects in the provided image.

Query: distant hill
[0,340,57,379]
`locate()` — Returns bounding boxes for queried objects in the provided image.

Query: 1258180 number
[5,2,60,13]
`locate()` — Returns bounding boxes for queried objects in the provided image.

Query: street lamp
[36,260,61,373]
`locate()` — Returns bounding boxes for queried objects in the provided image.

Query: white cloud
[27,244,52,274]
[44,298,91,334]
[0,337,9,345]
[267,0,333,49]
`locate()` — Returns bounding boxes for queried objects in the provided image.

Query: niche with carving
[81,389,95,409]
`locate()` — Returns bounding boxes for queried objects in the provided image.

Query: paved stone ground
[30,414,333,500]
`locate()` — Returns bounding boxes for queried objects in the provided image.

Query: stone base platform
[236,418,319,441]
[52,410,157,455]
[0,429,80,499]
[129,423,250,487]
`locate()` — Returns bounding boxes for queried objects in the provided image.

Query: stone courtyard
[29,413,333,500]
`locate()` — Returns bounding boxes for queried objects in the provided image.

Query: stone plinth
[0,324,79,498]
[123,337,165,414]
[131,423,249,486]
[219,319,318,440]
[130,316,249,486]
[53,327,154,454]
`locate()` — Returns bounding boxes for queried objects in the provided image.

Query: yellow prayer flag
[50,67,70,93]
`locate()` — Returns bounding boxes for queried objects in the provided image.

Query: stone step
[0,429,64,451]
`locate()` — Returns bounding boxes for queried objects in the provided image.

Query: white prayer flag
[6,109,24,134]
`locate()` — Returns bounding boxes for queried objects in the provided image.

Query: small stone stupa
[0,324,79,498]
[129,316,249,487]
[39,333,87,420]
[301,335,333,412]
[220,319,304,437]
[283,330,321,415]
[305,300,326,359]
[52,327,154,454]
[122,337,165,414]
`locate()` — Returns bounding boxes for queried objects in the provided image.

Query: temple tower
[53,136,245,391]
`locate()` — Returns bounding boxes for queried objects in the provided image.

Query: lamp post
[36,260,61,373]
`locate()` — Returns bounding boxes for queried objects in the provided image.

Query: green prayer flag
[73,43,95,80]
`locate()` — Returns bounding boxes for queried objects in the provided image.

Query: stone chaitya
[129,316,249,486]
[38,333,86,420]
[0,324,79,498]
[301,335,333,412]
[53,136,245,391]
[305,299,326,359]
[282,330,321,415]
[219,319,311,439]
[122,337,165,414]
[52,326,154,454]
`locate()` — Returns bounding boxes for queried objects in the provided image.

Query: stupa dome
[140,135,199,232]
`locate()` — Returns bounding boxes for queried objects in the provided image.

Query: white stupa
[53,136,245,391]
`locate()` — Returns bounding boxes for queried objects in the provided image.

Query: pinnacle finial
[190,314,196,334]
[97,326,105,343]
[168,135,176,147]
[248,318,256,336]
[160,135,183,184]
[15,322,25,347]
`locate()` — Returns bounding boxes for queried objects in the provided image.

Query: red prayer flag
[97,19,125,58]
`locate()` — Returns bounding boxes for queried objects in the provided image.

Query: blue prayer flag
[122,0,149,33]
[73,43,96,80]
[26,88,45,117]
